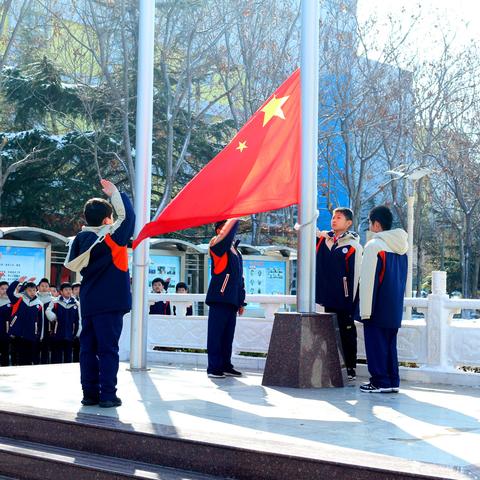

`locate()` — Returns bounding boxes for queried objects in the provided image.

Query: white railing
[119,271,480,384]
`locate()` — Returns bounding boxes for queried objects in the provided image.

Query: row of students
[315,205,408,393]
[0,276,81,366]
[149,278,193,316]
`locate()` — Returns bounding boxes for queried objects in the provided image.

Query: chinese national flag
[133,69,300,248]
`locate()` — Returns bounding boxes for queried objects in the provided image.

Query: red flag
[133,69,300,248]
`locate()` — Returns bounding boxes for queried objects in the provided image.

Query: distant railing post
[426,271,449,368]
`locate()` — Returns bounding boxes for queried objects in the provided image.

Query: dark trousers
[80,312,123,401]
[364,323,399,389]
[36,338,51,364]
[72,337,80,362]
[11,338,38,366]
[207,303,237,374]
[51,339,73,364]
[326,308,357,370]
[0,338,9,366]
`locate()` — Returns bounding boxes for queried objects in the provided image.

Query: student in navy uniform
[173,282,193,316]
[0,279,12,366]
[72,282,81,362]
[149,277,171,315]
[72,283,81,301]
[205,219,246,378]
[64,179,135,408]
[359,205,408,393]
[46,282,80,364]
[36,278,53,364]
[315,207,363,380]
[7,276,44,366]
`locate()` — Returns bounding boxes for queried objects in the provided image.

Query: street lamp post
[386,167,432,318]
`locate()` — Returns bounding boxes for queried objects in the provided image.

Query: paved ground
[1,363,479,478]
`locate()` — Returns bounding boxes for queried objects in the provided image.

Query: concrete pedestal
[262,312,346,388]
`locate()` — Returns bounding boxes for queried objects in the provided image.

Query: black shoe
[224,368,242,377]
[359,382,391,393]
[347,368,356,380]
[81,396,99,406]
[99,396,122,408]
[207,372,226,378]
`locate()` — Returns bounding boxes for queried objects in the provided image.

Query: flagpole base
[262,312,346,388]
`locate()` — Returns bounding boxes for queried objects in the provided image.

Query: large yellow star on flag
[261,95,289,127]
[236,140,247,152]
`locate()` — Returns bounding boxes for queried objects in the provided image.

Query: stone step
[0,436,222,480]
[0,404,468,480]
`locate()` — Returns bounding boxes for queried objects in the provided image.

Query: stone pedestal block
[262,312,346,388]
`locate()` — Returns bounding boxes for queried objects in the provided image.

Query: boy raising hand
[65,179,135,408]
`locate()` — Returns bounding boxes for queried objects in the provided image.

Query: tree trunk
[463,213,472,298]
[473,252,480,298]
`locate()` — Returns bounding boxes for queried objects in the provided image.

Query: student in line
[359,205,408,393]
[315,207,363,380]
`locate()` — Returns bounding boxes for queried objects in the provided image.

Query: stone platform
[0,363,479,479]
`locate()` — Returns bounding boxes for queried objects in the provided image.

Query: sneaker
[391,387,400,393]
[207,372,226,378]
[99,396,122,408]
[359,383,392,393]
[224,368,242,377]
[347,368,356,380]
[81,396,99,406]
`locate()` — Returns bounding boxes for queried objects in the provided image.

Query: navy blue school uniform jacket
[205,221,246,310]
[359,229,408,328]
[7,282,44,341]
[46,296,80,341]
[149,299,171,315]
[37,292,53,338]
[315,230,363,313]
[64,189,135,317]
[0,298,12,341]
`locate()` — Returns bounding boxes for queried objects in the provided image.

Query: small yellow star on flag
[236,140,248,152]
[261,95,289,127]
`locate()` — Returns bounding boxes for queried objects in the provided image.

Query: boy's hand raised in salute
[101,179,117,198]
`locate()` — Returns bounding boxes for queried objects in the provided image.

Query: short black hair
[72,282,81,289]
[369,205,393,231]
[152,277,163,286]
[84,198,113,227]
[176,282,188,292]
[24,282,37,289]
[60,282,72,291]
[333,207,353,222]
[214,220,227,232]
[38,278,50,287]
[0,281,8,288]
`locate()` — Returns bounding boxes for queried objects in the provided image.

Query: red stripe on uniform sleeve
[378,251,387,284]
[316,236,325,253]
[344,246,355,273]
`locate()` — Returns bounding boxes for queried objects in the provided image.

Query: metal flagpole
[130,0,155,370]
[297,0,320,313]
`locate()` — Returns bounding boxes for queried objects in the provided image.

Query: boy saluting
[46,282,80,364]
[6,275,43,366]
[65,179,135,408]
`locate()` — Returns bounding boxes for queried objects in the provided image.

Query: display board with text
[128,252,182,291]
[207,257,287,296]
[244,259,287,296]
[0,244,47,283]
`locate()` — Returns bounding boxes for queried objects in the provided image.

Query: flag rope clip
[294,210,319,231]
